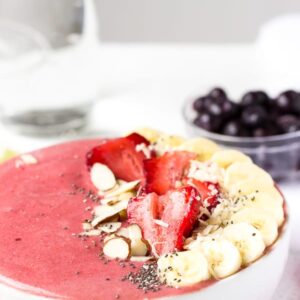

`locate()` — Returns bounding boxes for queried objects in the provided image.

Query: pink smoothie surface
[0,140,213,300]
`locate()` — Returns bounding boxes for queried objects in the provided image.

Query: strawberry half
[186,178,220,211]
[127,186,202,255]
[127,193,160,252]
[86,134,149,182]
[126,133,150,146]
[144,151,196,195]
[159,186,201,254]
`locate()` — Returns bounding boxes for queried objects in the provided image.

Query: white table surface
[0,43,299,299]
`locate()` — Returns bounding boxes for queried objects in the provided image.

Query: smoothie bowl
[0,129,289,300]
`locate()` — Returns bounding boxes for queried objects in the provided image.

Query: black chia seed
[122,262,162,293]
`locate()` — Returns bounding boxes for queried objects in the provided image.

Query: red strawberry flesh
[144,151,196,195]
[126,133,150,146]
[127,193,160,253]
[86,137,146,182]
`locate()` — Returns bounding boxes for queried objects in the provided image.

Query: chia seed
[122,262,163,293]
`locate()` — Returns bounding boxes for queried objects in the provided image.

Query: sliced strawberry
[127,186,202,255]
[159,186,201,254]
[86,137,146,182]
[144,151,196,195]
[127,193,160,252]
[186,178,220,210]
[126,133,150,146]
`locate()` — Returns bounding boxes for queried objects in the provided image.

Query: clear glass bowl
[183,98,300,181]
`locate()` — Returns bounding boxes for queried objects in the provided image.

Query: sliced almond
[105,180,140,198]
[104,234,116,243]
[98,222,122,233]
[116,227,130,239]
[103,237,131,259]
[79,229,102,237]
[92,201,128,227]
[131,239,150,256]
[130,256,154,262]
[20,154,38,165]
[90,163,116,191]
[82,222,92,231]
[127,224,143,240]
[119,209,127,221]
[100,197,120,206]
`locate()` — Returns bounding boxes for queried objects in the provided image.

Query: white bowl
[168,217,290,300]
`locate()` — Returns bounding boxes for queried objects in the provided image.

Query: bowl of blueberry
[183,87,300,181]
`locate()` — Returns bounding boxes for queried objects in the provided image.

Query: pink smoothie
[0,140,213,299]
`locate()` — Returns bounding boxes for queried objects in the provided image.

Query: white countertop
[0,43,299,299]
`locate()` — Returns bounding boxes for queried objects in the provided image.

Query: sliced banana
[200,238,242,279]
[230,208,278,246]
[239,192,284,226]
[157,250,210,287]
[132,127,162,143]
[224,162,273,191]
[177,138,220,161]
[228,179,283,205]
[210,150,252,169]
[222,223,265,266]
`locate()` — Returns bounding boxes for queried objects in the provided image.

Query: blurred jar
[0,0,102,136]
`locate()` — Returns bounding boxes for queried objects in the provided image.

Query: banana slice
[157,250,210,287]
[228,179,283,205]
[200,238,242,279]
[230,208,278,246]
[239,192,284,226]
[210,150,252,169]
[154,134,186,155]
[222,223,265,265]
[177,138,220,161]
[224,162,273,191]
[132,128,162,143]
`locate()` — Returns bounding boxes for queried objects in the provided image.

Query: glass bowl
[183,98,300,181]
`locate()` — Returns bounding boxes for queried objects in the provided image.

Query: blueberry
[241,105,267,128]
[277,114,300,133]
[194,113,221,132]
[209,87,227,100]
[206,101,223,117]
[222,120,250,137]
[252,127,267,137]
[193,97,207,112]
[241,91,269,107]
[291,92,300,114]
[222,100,241,119]
[276,90,297,113]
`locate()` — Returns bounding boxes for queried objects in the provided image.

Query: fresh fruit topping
[158,186,202,254]
[127,193,160,253]
[222,223,265,265]
[126,132,150,146]
[157,250,210,287]
[178,138,220,161]
[210,149,252,169]
[144,151,196,195]
[90,163,116,191]
[127,186,203,255]
[86,136,147,182]
[199,238,242,279]
[230,208,278,246]
[103,237,131,259]
[186,179,219,210]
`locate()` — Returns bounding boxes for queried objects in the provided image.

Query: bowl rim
[162,198,290,299]
[182,97,300,145]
